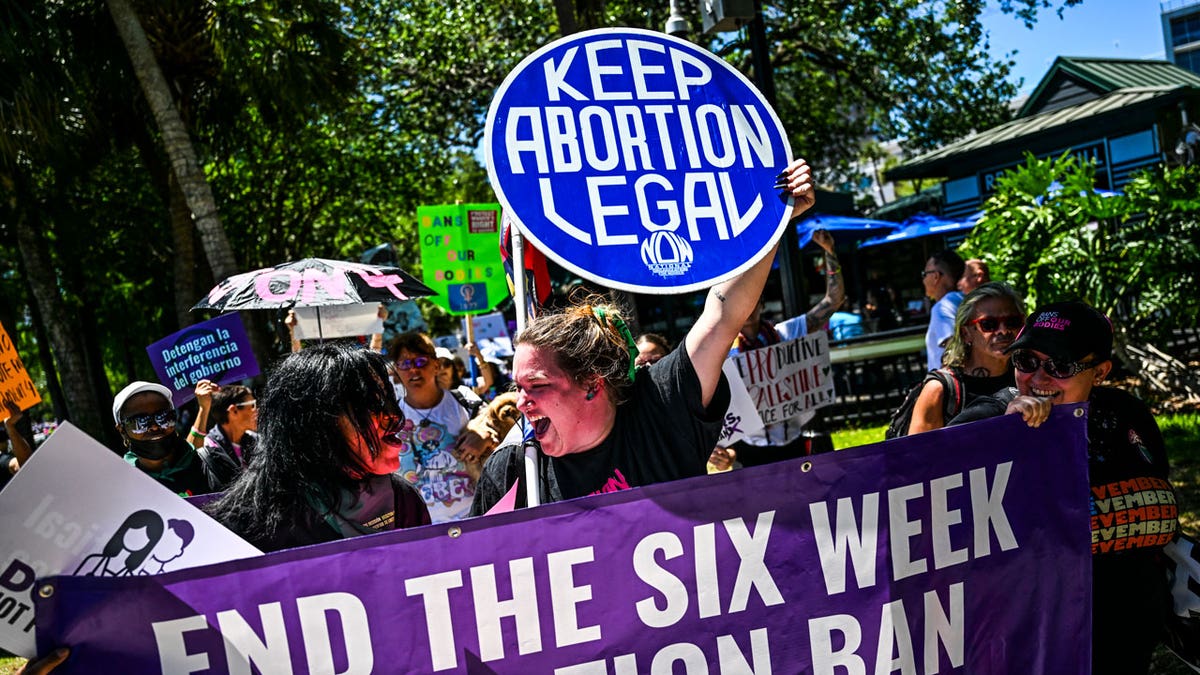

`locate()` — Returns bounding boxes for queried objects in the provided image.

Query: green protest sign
[417,204,508,315]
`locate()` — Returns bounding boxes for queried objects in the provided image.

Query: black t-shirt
[470,346,730,514]
[957,369,1014,405]
[951,386,1176,675]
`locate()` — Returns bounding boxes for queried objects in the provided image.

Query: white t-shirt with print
[397,390,474,523]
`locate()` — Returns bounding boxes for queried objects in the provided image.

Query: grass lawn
[2,415,1196,674]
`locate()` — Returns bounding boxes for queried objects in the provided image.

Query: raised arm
[685,159,816,406]
[284,310,301,353]
[187,380,218,450]
[804,229,845,331]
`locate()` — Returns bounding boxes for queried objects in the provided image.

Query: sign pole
[511,228,538,507]
[464,315,478,384]
[512,229,529,335]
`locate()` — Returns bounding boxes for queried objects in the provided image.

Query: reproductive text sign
[731,331,835,426]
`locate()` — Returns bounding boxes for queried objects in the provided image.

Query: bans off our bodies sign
[486,29,793,294]
[418,204,509,315]
[37,409,1093,673]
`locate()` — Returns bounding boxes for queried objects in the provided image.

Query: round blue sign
[485,28,793,294]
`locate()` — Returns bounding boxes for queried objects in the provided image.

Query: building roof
[1019,57,1200,117]
[887,57,1200,181]
[869,185,940,222]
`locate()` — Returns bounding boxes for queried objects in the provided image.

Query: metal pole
[748,0,806,319]
[510,227,538,507]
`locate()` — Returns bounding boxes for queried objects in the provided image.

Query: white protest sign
[0,424,262,657]
[465,312,514,358]
[730,332,836,426]
[292,304,385,340]
[718,358,765,445]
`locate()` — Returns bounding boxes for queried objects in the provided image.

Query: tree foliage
[960,154,1200,386]
[1,0,1092,430]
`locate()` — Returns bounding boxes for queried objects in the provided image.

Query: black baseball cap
[1005,301,1113,363]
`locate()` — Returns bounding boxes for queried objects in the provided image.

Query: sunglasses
[919,269,941,279]
[396,356,431,371]
[969,315,1024,333]
[1011,350,1097,379]
[234,400,257,410]
[121,409,177,434]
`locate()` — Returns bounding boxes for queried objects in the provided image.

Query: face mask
[127,433,184,462]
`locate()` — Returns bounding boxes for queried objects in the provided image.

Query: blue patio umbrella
[1036,182,1121,204]
[857,212,981,249]
[795,213,902,248]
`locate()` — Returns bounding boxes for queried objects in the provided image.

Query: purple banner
[146,313,260,406]
[35,407,1092,673]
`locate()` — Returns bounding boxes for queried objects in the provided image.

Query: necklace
[403,394,441,428]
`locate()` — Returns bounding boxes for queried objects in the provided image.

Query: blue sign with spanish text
[146,313,260,406]
[485,28,793,294]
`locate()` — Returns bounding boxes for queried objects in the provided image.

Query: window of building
[1171,14,1200,48]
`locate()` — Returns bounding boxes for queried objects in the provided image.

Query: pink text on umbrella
[354,270,414,300]
[254,269,347,304]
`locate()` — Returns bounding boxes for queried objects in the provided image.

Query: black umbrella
[192,258,436,340]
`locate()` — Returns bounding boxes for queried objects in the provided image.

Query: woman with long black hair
[206,343,429,552]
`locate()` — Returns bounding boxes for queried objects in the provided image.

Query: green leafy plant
[961,154,1200,396]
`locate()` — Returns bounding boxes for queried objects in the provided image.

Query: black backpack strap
[885,368,963,440]
[449,388,484,419]
[930,368,965,420]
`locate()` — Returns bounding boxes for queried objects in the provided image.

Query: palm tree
[105,0,239,284]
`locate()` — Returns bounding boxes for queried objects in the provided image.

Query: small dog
[455,392,520,483]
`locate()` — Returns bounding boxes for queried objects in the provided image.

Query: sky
[980,0,1175,94]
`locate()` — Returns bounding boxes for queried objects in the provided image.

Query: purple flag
[146,313,260,406]
[35,407,1093,673]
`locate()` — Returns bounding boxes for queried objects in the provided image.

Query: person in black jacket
[950,301,1177,675]
[193,384,258,490]
[206,344,429,552]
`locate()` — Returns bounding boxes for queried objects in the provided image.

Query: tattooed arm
[686,158,817,406]
[803,228,846,332]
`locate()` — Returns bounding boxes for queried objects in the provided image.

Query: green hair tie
[593,307,638,381]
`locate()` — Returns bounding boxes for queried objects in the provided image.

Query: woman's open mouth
[529,415,551,437]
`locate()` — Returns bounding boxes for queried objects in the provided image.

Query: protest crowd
[3,24,1197,675]
[4,156,1190,675]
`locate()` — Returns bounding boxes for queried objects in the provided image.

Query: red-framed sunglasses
[969,315,1024,333]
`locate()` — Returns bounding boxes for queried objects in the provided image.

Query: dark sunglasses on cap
[396,356,431,371]
[121,409,177,434]
[969,314,1024,333]
[1011,350,1098,379]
